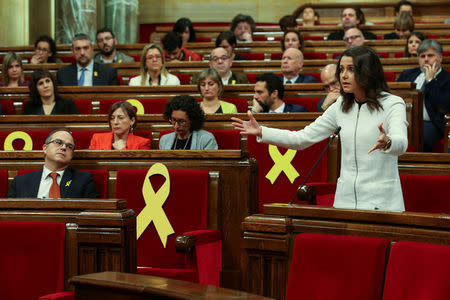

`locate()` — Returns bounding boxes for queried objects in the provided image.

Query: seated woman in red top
[89,101,151,150]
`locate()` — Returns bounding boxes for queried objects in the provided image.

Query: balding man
[280,48,317,84]
[317,64,341,112]
[191,47,248,84]
[344,27,365,48]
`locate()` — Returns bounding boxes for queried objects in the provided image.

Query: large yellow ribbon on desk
[126,99,145,115]
[136,163,174,248]
[265,145,299,184]
[4,131,33,151]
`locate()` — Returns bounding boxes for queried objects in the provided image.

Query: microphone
[288,126,341,205]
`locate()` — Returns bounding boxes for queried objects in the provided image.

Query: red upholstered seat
[270,52,282,60]
[58,56,76,63]
[303,36,325,41]
[236,52,265,60]
[377,51,389,58]
[73,100,92,114]
[130,55,140,62]
[175,73,190,85]
[284,97,322,112]
[332,52,342,59]
[222,98,248,113]
[246,73,259,84]
[0,170,7,198]
[384,71,396,82]
[443,51,450,57]
[246,135,329,212]
[383,241,450,300]
[98,98,169,114]
[0,100,16,115]
[0,222,73,300]
[195,37,211,42]
[304,72,321,82]
[252,36,268,41]
[0,130,51,150]
[426,34,440,39]
[286,233,389,300]
[159,130,240,150]
[115,168,221,286]
[304,52,327,60]
[394,51,404,58]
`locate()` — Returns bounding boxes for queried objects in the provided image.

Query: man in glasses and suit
[7,129,98,198]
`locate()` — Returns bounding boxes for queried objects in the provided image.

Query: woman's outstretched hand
[368,122,390,154]
[231,110,262,138]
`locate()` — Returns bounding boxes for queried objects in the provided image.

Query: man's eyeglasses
[47,139,75,151]
[324,79,339,91]
[344,35,362,42]
[211,55,230,63]
[169,117,188,126]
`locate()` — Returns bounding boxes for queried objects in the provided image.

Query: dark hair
[28,68,59,105]
[395,1,413,13]
[45,128,75,149]
[256,73,284,100]
[162,32,182,51]
[34,35,58,62]
[173,18,196,43]
[164,95,205,131]
[96,27,115,39]
[72,33,92,44]
[215,31,237,48]
[336,46,389,113]
[2,52,24,85]
[281,30,304,52]
[279,15,297,32]
[394,11,414,31]
[343,5,365,25]
[404,32,427,57]
[108,101,137,131]
[230,14,256,33]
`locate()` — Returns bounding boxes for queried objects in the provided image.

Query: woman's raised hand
[231,111,262,137]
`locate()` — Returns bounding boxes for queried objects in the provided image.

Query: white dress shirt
[37,166,65,199]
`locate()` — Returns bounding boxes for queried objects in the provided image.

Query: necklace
[174,134,191,150]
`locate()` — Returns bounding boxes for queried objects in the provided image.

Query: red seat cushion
[304,52,327,60]
[175,73,190,85]
[98,98,169,114]
[73,100,92,114]
[284,97,322,112]
[0,100,16,115]
[0,130,51,150]
[384,71,396,82]
[222,98,248,113]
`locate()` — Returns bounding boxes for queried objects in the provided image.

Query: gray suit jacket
[159,130,218,150]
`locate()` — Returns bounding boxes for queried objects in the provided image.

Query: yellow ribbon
[126,99,145,115]
[136,163,174,248]
[265,145,300,184]
[4,131,33,151]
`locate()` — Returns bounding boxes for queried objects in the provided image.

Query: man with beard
[57,33,119,86]
[327,6,376,41]
[251,73,307,113]
[94,28,134,63]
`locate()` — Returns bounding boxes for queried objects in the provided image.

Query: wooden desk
[70,271,274,300]
[0,199,136,290]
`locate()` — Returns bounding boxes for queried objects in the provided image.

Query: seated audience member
[89,101,150,150]
[327,6,376,41]
[404,32,427,57]
[300,6,319,26]
[252,72,307,113]
[24,68,78,115]
[344,27,365,48]
[396,0,413,16]
[30,35,62,64]
[191,47,248,85]
[94,28,134,63]
[129,44,180,86]
[230,14,255,42]
[0,52,28,87]
[162,31,201,62]
[173,17,196,46]
[57,33,119,86]
[281,48,317,84]
[281,30,304,53]
[197,68,237,114]
[7,128,98,198]
[160,95,218,150]
[317,64,340,112]
[279,15,298,32]
[397,39,450,152]
[384,12,414,40]
[215,31,248,61]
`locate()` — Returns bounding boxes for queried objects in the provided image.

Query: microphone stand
[288,126,341,205]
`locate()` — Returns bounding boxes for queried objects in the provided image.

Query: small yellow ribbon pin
[65,180,72,187]
[4,131,33,151]
[94,71,98,77]
[136,163,174,247]
[265,145,300,184]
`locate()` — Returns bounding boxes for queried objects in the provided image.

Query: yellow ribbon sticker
[94,71,98,77]
[126,99,145,115]
[65,180,72,187]
[265,145,299,184]
[4,131,33,151]
[136,163,174,247]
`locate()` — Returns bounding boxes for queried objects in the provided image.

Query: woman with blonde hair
[129,44,180,86]
[197,68,237,114]
[1,52,28,87]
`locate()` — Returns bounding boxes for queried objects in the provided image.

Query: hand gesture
[251,98,263,113]
[368,122,390,154]
[30,54,42,64]
[424,61,439,82]
[231,111,262,137]
[322,91,340,110]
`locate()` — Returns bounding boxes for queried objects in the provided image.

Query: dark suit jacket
[282,74,318,84]
[383,32,400,39]
[56,62,119,86]
[397,67,450,133]
[7,167,98,198]
[191,71,249,84]
[283,102,307,112]
[327,29,377,41]
[23,96,79,115]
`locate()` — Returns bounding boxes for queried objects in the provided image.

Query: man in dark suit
[397,39,450,152]
[327,6,377,41]
[281,48,317,84]
[251,73,307,113]
[7,129,98,198]
[57,33,119,86]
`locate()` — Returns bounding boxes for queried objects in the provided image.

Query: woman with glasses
[30,35,62,64]
[129,44,180,86]
[89,101,150,150]
[1,52,28,87]
[23,68,78,115]
[160,95,218,150]
[197,68,237,114]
